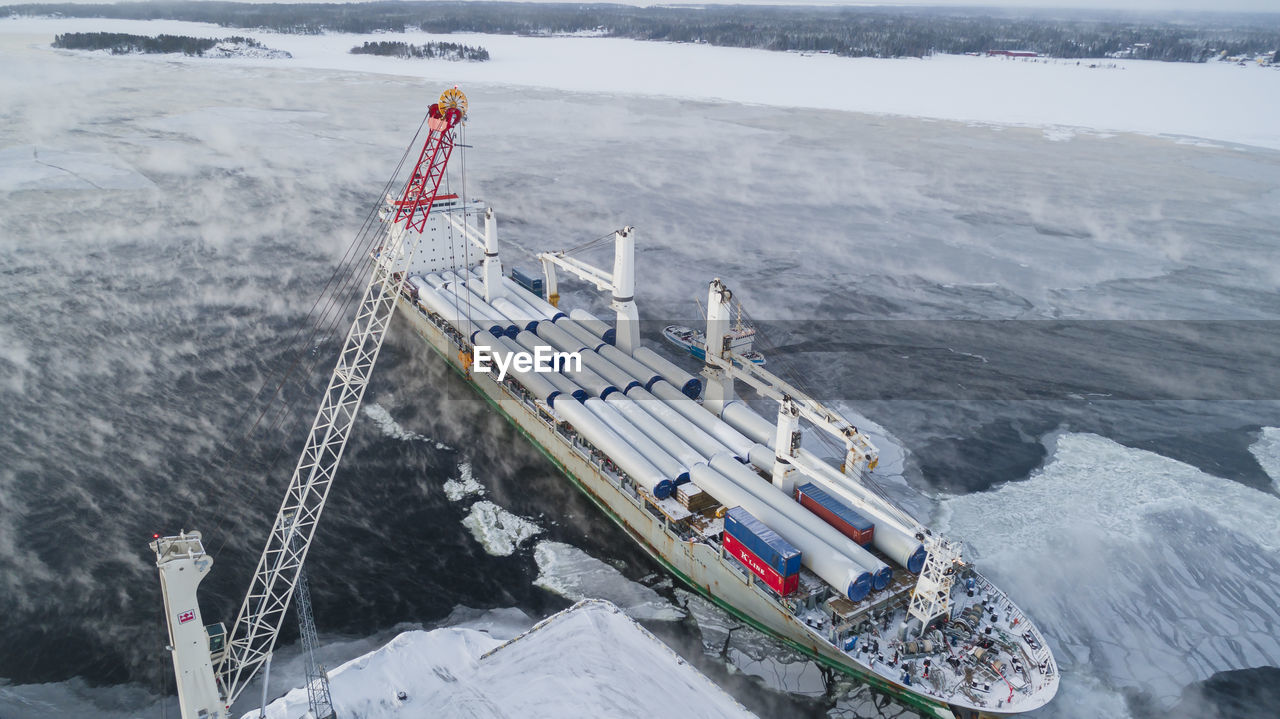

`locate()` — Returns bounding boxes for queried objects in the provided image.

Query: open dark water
[1,35,1279,719]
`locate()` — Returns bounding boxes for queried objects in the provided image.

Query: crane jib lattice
[211,89,465,709]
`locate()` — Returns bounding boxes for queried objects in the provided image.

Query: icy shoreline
[3,16,1278,150]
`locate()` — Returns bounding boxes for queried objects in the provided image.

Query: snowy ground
[3,16,1279,150]
[247,599,755,719]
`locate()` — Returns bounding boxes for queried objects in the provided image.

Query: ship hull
[396,298,1006,718]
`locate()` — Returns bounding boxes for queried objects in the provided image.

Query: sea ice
[940,431,1280,711]
[533,540,684,621]
[362,403,450,450]
[1248,427,1280,494]
[461,501,541,556]
[442,462,484,501]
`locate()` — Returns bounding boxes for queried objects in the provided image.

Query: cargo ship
[388,189,1058,717]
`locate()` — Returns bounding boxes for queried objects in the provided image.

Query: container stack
[795,482,875,548]
[723,507,801,596]
[675,483,717,512]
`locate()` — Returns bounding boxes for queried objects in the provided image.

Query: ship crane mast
[148,88,468,719]
[537,227,640,354]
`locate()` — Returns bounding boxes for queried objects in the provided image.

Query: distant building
[987,50,1039,58]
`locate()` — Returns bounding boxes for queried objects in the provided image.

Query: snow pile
[443,462,484,502]
[1249,427,1280,493]
[247,599,755,719]
[461,501,541,556]
[940,432,1280,714]
[532,541,684,621]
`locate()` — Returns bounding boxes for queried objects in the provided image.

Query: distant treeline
[51,31,264,55]
[14,2,1280,62]
[350,39,488,60]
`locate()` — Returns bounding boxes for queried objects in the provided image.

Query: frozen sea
[1,17,1279,719]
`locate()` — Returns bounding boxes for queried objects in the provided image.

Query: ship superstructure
[396,199,1059,716]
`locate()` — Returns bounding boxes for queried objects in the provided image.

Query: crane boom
[151,88,467,719]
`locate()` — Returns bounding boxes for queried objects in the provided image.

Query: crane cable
[198,106,433,558]
[734,302,916,527]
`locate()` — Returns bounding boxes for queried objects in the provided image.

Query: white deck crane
[148,87,469,719]
[537,227,640,354]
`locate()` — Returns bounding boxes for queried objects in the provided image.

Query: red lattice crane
[392,86,467,233]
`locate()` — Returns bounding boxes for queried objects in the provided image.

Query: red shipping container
[724,532,800,596]
[795,484,875,547]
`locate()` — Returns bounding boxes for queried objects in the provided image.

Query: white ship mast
[149,88,469,719]
[537,226,640,353]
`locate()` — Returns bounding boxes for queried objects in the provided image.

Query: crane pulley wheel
[439,86,468,122]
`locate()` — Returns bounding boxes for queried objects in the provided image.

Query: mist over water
[2,32,1278,719]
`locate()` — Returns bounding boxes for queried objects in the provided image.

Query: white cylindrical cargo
[568,309,702,398]
[581,352,643,393]
[585,397,690,485]
[688,462,873,602]
[597,345,662,389]
[503,276,565,321]
[534,323,643,395]
[467,266,567,322]
[492,281,551,321]
[748,444,777,474]
[624,386,738,462]
[510,331,614,400]
[541,365,588,402]
[633,346,703,399]
[438,280,517,337]
[709,453,893,591]
[471,333,561,405]
[536,321,591,354]
[490,297,541,333]
[424,273,448,289]
[568,308,616,344]
[555,318,609,352]
[722,400,779,450]
[415,284,499,339]
[407,274,432,299]
[650,382,755,458]
[553,397,673,500]
[604,394,704,469]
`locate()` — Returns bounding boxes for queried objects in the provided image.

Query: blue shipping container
[510,267,544,298]
[724,506,802,577]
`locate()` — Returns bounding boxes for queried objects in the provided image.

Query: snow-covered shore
[3,16,1279,150]
[246,599,755,719]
